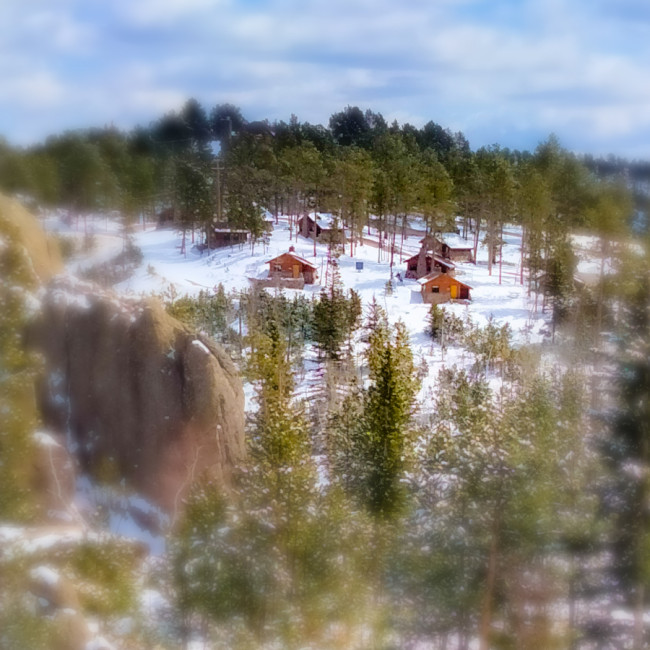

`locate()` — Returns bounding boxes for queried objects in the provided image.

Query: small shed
[418,271,472,304]
[405,252,455,279]
[267,251,318,285]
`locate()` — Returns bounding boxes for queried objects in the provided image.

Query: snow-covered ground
[45,212,550,408]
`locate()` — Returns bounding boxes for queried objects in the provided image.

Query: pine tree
[600,248,650,648]
[0,217,40,521]
[311,286,361,360]
[402,366,594,648]
[330,319,417,520]
[363,321,417,519]
[428,303,444,340]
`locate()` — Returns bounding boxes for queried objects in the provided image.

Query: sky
[2,0,649,158]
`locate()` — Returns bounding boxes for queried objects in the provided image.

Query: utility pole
[214,159,223,222]
[209,158,224,252]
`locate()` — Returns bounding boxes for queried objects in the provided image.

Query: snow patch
[191,339,211,355]
[30,565,60,586]
[33,430,61,448]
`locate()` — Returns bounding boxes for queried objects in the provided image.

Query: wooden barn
[418,271,472,304]
[267,251,318,285]
[420,234,475,264]
[405,252,455,279]
[298,214,345,244]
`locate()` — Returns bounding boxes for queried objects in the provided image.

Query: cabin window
[431,286,439,293]
[273,264,282,272]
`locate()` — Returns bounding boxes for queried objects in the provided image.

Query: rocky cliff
[31,277,246,516]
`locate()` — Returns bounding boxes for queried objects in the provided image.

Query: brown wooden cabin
[210,223,249,248]
[420,235,475,264]
[405,252,455,279]
[298,214,345,244]
[267,251,318,285]
[418,271,472,304]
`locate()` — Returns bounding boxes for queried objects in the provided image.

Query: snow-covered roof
[267,251,318,269]
[438,233,473,249]
[417,271,442,285]
[417,271,472,289]
[420,233,473,250]
[309,212,342,230]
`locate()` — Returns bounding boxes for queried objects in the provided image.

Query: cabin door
[292,264,300,278]
[450,284,458,299]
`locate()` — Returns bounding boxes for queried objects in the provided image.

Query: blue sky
[2,0,649,157]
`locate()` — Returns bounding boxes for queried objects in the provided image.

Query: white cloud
[21,10,97,53]
[113,0,228,28]
[0,0,648,155]
[0,72,65,109]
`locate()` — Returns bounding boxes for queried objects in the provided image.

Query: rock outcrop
[31,431,78,523]
[30,277,246,515]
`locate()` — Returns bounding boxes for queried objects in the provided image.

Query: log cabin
[267,251,318,285]
[418,271,472,304]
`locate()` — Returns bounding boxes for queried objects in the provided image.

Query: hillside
[2,202,647,649]
[43,211,557,404]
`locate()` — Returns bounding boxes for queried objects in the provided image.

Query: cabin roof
[417,271,472,289]
[267,251,318,269]
[212,221,249,234]
[419,233,473,250]
[303,212,342,230]
[404,253,455,269]
[439,233,473,249]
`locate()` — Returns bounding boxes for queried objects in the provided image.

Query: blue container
[356,261,364,271]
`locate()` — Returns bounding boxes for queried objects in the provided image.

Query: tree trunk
[416,246,428,278]
[389,213,398,272]
[633,429,650,650]
[487,216,495,276]
[479,515,501,650]
[498,222,503,285]
[634,582,646,650]
[595,237,608,345]
[520,225,526,286]
[473,214,482,266]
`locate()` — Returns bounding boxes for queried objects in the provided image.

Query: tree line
[0,100,642,276]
